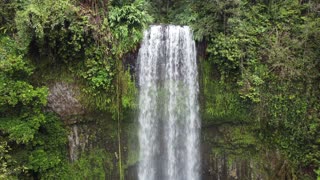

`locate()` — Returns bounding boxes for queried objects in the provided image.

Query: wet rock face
[47,82,84,121]
[68,124,91,162]
[47,82,88,161]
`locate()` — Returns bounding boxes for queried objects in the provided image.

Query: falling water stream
[137,25,200,180]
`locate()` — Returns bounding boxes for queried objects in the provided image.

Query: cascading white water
[138,25,200,180]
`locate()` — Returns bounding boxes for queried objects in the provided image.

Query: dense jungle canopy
[0,0,320,179]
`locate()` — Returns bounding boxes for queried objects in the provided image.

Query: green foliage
[77,46,115,111]
[14,0,151,113]
[15,0,75,50]
[109,0,153,56]
[0,37,48,144]
[0,141,20,180]
[0,142,10,179]
[0,36,33,77]
[5,114,68,179]
[191,0,241,40]
[167,1,197,26]
[63,149,113,179]
[27,114,67,177]
[1,0,319,178]
[6,1,148,177]
[0,0,17,34]
[201,61,249,124]
[207,33,244,79]
[0,36,68,178]
[316,168,320,180]
[121,69,138,110]
[260,81,320,170]
[81,46,114,91]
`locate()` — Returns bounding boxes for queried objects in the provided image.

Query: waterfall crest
[138,25,200,180]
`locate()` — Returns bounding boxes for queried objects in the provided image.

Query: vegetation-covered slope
[0,0,319,179]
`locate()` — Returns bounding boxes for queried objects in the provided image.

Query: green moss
[201,60,250,125]
[121,69,138,111]
[31,57,75,84]
[62,149,114,179]
[123,123,139,169]
[205,124,269,179]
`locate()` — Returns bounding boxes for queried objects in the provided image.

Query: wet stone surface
[47,82,84,121]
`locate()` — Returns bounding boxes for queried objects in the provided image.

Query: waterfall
[137,25,200,180]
